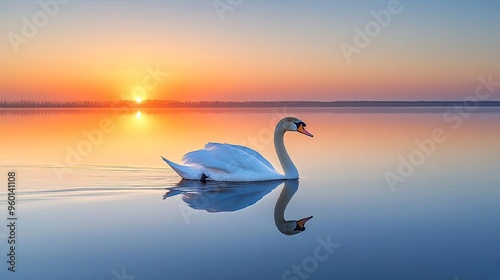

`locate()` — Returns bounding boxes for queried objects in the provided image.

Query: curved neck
[274,125,298,179]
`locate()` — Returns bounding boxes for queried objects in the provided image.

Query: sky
[1,0,499,101]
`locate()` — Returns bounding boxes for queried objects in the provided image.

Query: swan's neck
[274,182,298,221]
[274,181,299,235]
[274,126,298,179]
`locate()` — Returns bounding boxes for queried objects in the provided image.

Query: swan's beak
[296,216,313,229]
[297,124,313,137]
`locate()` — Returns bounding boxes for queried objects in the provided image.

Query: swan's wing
[183,182,281,212]
[166,180,284,212]
[181,142,278,174]
[210,143,275,171]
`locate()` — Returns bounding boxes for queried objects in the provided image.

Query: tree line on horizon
[1,100,500,108]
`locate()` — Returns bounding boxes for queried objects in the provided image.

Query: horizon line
[1,100,500,109]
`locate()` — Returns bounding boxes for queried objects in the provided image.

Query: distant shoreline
[1,100,500,108]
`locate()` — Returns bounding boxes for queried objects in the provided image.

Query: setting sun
[135,97,142,103]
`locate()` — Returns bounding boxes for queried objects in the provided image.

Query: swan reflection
[274,180,313,235]
[164,180,313,235]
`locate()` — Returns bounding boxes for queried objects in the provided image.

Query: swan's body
[163,180,283,212]
[162,117,313,182]
[162,143,284,181]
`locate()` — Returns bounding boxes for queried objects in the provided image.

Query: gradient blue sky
[1,0,499,101]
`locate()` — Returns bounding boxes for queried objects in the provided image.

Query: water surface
[0,108,499,280]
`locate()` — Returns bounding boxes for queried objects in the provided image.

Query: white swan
[162,117,313,181]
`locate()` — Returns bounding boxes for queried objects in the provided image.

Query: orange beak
[297,216,313,228]
[297,124,313,137]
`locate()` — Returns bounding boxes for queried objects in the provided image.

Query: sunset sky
[1,0,499,101]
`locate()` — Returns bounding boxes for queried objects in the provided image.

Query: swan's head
[280,216,314,235]
[279,117,313,137]
[294,216,313,231]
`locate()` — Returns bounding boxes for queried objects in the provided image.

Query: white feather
[162,117,312,181]
[163,142,283,181]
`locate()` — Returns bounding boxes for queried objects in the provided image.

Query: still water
[0,108,499,280]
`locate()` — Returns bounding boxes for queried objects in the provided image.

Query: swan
[161,117,313,181]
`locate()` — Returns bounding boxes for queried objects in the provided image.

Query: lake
[0,107,499,280]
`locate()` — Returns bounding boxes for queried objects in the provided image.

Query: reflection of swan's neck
[274,125,298,179]
[274,180,299,235]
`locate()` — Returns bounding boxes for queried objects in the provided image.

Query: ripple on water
[0,164,180,203]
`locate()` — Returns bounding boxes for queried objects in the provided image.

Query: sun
[135,97,142,103]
